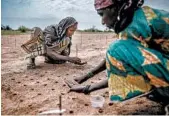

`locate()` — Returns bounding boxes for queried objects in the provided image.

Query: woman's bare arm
[74,59,106,83]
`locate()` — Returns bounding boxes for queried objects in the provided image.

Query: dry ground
[1,32,165,115]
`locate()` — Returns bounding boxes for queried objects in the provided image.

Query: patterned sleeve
[142,6,169,54]
[150,8,169,39]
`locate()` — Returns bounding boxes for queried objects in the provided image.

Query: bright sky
[1,0,169,30]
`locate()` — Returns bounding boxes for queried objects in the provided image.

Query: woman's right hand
[68,57,87,65]
[68,57,81,64]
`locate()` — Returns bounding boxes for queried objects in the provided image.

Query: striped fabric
[22,17,77,59]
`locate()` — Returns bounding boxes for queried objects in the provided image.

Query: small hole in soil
[69,110,74,114]
[13,93,17,96]
[98,109,103,113]
[38,93,42,95]
[84,103,89,106]
[40,75,44,77]
[43,84,47,86]
[108,102,113,106]
[20,99,24,102]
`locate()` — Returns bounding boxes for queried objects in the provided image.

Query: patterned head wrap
[94,0,144,10]
[94,0,114,10]
[44,17,77,47]
[55,17,78,40]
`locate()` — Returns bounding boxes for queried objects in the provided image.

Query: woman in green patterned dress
[66,0,169,103]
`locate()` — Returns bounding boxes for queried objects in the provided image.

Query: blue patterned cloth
[106,6,169,102]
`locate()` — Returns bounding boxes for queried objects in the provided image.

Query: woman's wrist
[87,72,94,78]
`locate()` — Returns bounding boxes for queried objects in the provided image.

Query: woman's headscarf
[94,0,144,11]
[56,17,77,40]
[44,17,77,46]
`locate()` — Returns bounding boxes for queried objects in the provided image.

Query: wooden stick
[59,95,62,115]
[100,35,101,42]
[80,32,82,46]
[15,38,16,47]
[76,44,78,57]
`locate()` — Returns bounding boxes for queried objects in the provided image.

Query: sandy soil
[1,32,165,115]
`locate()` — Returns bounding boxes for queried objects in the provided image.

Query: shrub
[18,26,29,33]
[83,26,103,32]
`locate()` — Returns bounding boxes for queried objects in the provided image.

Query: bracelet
[83,85,91,94]
[87,72,94,78]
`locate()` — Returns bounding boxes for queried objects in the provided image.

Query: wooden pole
[80,32,82,46]
[76,44,78,57]
[59,95,62,115]
[15,38,16,47]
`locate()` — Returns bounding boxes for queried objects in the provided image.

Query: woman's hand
[68,57,87,65]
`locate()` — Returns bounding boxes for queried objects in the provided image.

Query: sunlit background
[2,0,169,30]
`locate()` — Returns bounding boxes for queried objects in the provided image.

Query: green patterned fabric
[106,6,169,102]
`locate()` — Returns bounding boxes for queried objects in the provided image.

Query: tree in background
[1,25,12,30]
[84,25,103,32]
[18,26,30,33]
